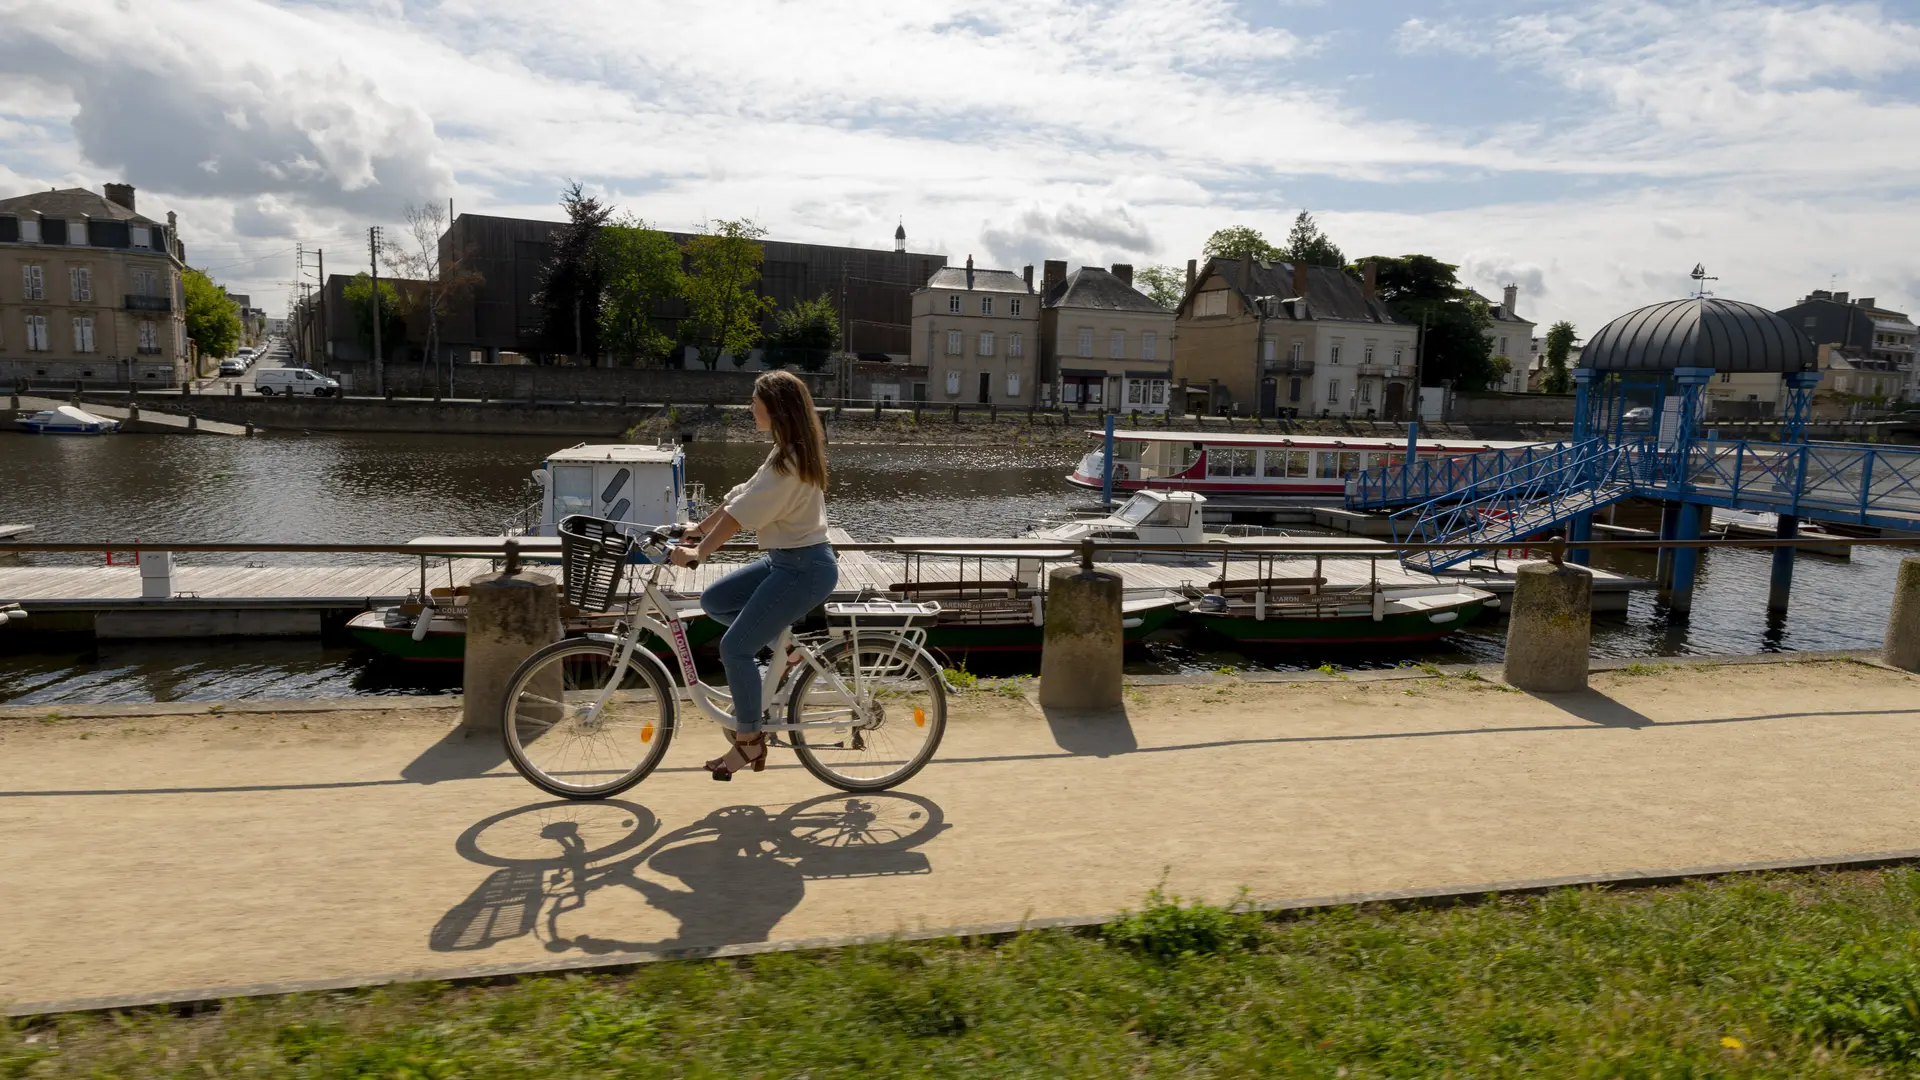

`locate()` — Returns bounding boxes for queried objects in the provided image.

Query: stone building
[908,257,1040,405]
[0,183,190,386]
[1038,262,1175,412]
[1173,257,1415,419]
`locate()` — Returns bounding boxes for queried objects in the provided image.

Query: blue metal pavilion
[1346,296,1920,613]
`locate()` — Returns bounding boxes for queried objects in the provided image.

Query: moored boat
[348,591,721,662]
[16,405,119,434]
[1182,578,1494,645]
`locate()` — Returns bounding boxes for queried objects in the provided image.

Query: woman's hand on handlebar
[668,544,700,568]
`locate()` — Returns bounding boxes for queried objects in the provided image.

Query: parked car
[218,359,246,376]
[255,368,340,397]
[1623,406,1653,422]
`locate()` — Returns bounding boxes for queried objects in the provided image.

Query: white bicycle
[500,515,950,800]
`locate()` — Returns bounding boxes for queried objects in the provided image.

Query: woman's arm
[681,506,728,543]
[671,509,740,567]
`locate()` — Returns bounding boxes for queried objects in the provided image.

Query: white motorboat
[15,405,119,434]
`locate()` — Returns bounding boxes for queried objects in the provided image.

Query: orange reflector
[641,723,655,743]
[914,707,926,728]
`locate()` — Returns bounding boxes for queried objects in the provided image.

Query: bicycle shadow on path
[429,791,950,960]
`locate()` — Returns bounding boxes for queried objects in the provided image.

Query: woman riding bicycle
[670,370,836,780]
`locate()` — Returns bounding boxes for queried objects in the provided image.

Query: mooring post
[1885,558,1920,673]
[1655,502,1681,588]
[1664,503,1704,614]
[461,565,560,735]
[1037,562,1124,710]
[1101,412,1117,508]
[1503,560,1593,692]
[1767,514,1799,613]
[1566,513,1594,566]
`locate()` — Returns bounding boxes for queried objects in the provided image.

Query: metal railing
[123,295,171,312]
[1681,438,1920,528]
[1346,441,1570,509]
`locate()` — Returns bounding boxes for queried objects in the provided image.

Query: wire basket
[558,515,639,613]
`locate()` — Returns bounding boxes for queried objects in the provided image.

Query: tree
[1358,254,1501,392]
[1281,210,1345,268]
[765,293,840,371]
[343,273,406,362]
[1132,265,1185,308]
[1202,225,1282,262]
[1543,320,1577,395]
[181,269,242,364]
[531,180,614,363]
[596,214,682,367]
[382,201,482,390]
[680,218,775,370]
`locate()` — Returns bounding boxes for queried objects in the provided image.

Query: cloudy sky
[3,0,1917,336]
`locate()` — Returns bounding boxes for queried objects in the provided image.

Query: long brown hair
[756,370,828,489]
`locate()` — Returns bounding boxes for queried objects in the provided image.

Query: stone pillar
[1503,561,1592,692]
[462,569,560,734]
[1886,557,1920,673]
[1038,565,1124,709]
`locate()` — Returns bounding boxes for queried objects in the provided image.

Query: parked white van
[254,368,340,397]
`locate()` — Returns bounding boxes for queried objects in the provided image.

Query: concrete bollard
[244,422,254,437]
[462,569,560,734]
[187,413,198,431]
[1886,557,1920,673]
[1037,565,1124,709]
[128,404,139,420]
[1503,561,1593,692]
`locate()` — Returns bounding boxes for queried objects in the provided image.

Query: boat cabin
[530,443,693,536]
[1032,490,1209,545]
[1069,430,1539,500]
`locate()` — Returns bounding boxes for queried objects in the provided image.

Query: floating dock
[13,395,252,436]
[0,530,1646,640]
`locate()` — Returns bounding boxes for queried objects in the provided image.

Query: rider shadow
[430,791,950,959]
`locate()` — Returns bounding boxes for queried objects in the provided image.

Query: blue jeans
[700,543,838,733]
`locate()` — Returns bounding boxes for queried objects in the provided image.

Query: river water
[0,430,1911,704]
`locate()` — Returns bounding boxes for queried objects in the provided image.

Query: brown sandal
[706,732,767,781]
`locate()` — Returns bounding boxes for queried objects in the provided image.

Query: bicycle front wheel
[785,636,947,792]
[501,639,677,800]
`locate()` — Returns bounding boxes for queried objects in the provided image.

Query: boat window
[1116,496,1158,525]
[1340,452,1362,475]
[552,466,594,522]
[1264,450,1309,478]
[1145,501,1192,527]
[1206,448,1254,477]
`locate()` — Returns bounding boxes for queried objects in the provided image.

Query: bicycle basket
[558,515,639,612]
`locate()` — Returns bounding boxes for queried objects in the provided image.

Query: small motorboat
[16,405,119,434]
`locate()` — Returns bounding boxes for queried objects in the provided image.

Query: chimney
[1110,263,1133,287]
[965,254,974,290]
[1291,260,1308,299]
[1022,264,1034,291]
[1185,258,1196,291]
[1856,296,1876,308]
[1042,259,1067,294]
[1833,291,1849,305]
[1237,257,1250,290]
[104,183,135,213]
[1362,260,1378,302]
[1503,283,1518,317]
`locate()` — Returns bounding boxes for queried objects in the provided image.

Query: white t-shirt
[724,451,830,549]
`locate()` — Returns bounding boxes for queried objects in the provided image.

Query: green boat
[1184,583,1493,645]
[348,601,722,662]
[908,589,1186,653]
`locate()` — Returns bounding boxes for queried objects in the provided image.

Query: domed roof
[894,222,906,239]
[1582,297,1816,373]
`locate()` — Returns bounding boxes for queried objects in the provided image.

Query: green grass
[20,870,1920,1076]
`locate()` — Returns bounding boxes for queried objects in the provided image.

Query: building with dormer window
[909,256,1040,404]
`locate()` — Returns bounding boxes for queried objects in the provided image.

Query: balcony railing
[1262,358,1315,376]
[125,295,171,312]
[1357,364,1409,378]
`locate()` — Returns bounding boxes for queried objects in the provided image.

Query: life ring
[1114,464,1130,481]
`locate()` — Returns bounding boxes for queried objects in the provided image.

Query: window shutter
[1007,373,1020,397]
[945,370,960,395]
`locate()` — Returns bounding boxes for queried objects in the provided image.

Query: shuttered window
[70,267,92,302]
[25,315,48,351]
[72,316,95,352]
[22,264,44,300]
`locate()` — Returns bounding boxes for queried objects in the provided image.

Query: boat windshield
[1114,495,1160,525]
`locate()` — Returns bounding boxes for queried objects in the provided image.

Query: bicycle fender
[580,635,687,712]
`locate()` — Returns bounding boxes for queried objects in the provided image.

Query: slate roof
[1583,298,1816,373]
[924,265,1032,294]
[1042,266,1170,313]
[1188,257,1405,324]
[0,187,156,225]
[1471,290,1535,324]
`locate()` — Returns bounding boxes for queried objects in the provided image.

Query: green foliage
[596,215,682,367]
[1358,253,1501,392]
[1282,210,1345,268]
[1132,264,1185,308]
[941,664,978,691]
[532,180,614,361]
[342,273,407,361]
[1104,888,1256,960]
[1773,951,1920,1060]
[765,292,840,371]
[180,268,241,360]
[681,218,776,370]
[1201,225,1281,262]
[1544,319,1577,395]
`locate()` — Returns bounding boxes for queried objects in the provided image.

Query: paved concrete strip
[2,660,1917,1013]
[14,843,1920,1019]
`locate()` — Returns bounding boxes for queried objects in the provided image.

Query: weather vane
[1689,263,1718,298]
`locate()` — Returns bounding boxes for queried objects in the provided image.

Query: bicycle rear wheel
[785,636,946,792]
[501,639,677,800]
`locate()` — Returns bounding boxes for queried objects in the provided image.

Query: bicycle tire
[500,638,677,800]
[785,635,947,792]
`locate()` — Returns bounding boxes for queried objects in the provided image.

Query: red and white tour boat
[1066,429,1540,502]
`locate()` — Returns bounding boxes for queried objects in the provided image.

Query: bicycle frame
[580,553,932,736]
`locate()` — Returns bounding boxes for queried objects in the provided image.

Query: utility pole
[315,248,326,368]
[369,226,383,395]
